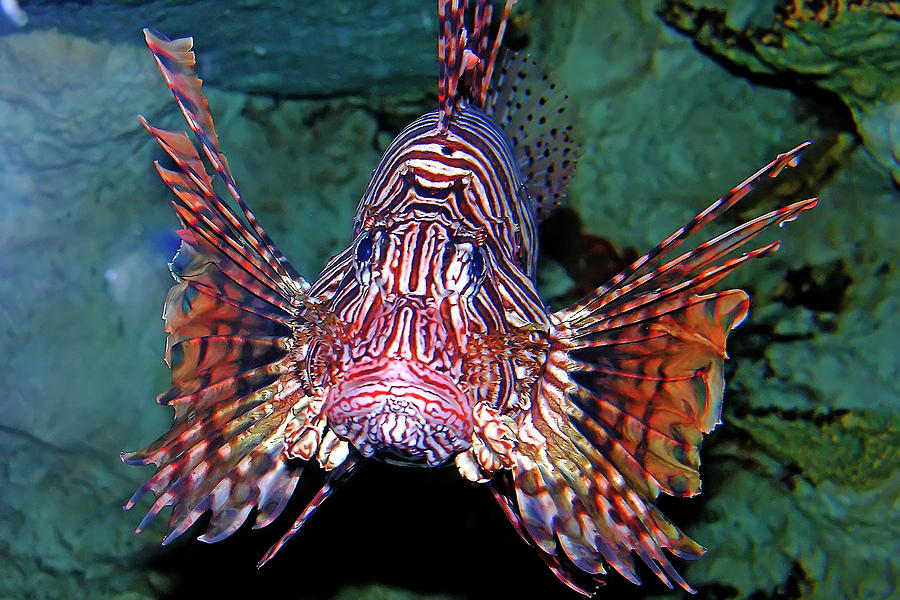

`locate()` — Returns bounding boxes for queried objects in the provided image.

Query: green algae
[731,411,900,489]
[671,461,899,600]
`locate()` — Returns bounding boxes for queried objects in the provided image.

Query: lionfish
[122,0,816,594]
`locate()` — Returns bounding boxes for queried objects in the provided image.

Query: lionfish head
[321,210,493,467]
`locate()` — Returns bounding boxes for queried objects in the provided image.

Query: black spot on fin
[485,50,581,221]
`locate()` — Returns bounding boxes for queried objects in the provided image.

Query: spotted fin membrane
[486,50,580,220]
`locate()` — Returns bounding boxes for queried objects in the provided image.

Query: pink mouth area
[324,359,473,466]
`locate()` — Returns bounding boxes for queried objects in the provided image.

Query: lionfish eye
[356,233,374,262]
[470,246,485,278]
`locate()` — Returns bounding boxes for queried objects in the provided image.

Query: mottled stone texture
[659,0,900,185]
[5,0,435,97]
[0,0,896,599]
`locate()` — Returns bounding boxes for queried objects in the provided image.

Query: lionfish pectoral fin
[141,28,306,291]
[493,293,746,594]
[494,343,705,595]
[489,474,608,597]
[491,147,817,592]
[123,30,319,548]
[257,453,360,568]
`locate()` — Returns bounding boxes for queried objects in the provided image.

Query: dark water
[0,1,896,599]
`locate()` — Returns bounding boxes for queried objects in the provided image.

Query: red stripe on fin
[437,1,516,131]
[142,28,304,288]
[257,455,360,567]
[123,383,303,545]
[576,142,813,312]
[123,30,329,551]
[503,146,817,592]
[563,197,817,328]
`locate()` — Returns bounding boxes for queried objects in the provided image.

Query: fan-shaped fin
[123,30,328,550]
[486,51,580,220]
[142,28,303,287]
[490,146,815,594]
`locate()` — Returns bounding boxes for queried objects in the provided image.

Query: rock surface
[2,0,435,97]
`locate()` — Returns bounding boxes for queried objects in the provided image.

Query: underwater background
[0,0,897,599]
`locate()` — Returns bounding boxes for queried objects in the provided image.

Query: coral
[0,427,170,600]
[675,449,899,600]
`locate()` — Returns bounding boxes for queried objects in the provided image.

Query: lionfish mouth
[323,358,473,467]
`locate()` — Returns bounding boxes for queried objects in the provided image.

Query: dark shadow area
[142,460,688,599]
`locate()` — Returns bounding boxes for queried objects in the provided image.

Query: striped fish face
[351,218,487,301]
[354,108,537,273]
[322,220,480,466]
[315,107,539,467]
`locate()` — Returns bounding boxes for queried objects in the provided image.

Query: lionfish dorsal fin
[437,2,581,219]
[437,0,515,130]
[485,51,581,220]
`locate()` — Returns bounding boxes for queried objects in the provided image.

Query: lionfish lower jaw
[324,359,474,467]
[333,415,464,467]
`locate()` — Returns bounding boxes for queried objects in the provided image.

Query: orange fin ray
[499,146,817,592]
[257,454,360,567]
[563,240,775,342]
[140,119,300,299]
[565,197,817,327]
[142,28,304,287]
[165,336,289,403]
[123,363,289,473]
[437,0,515,129]
[147,146,298,305]
[125,397,300,545]
[166,225,294,322]
[162,278,291,359]
[579,142,811,314]
[565,291,750,499]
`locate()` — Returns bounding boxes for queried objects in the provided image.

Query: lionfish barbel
[123,1,816,594]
